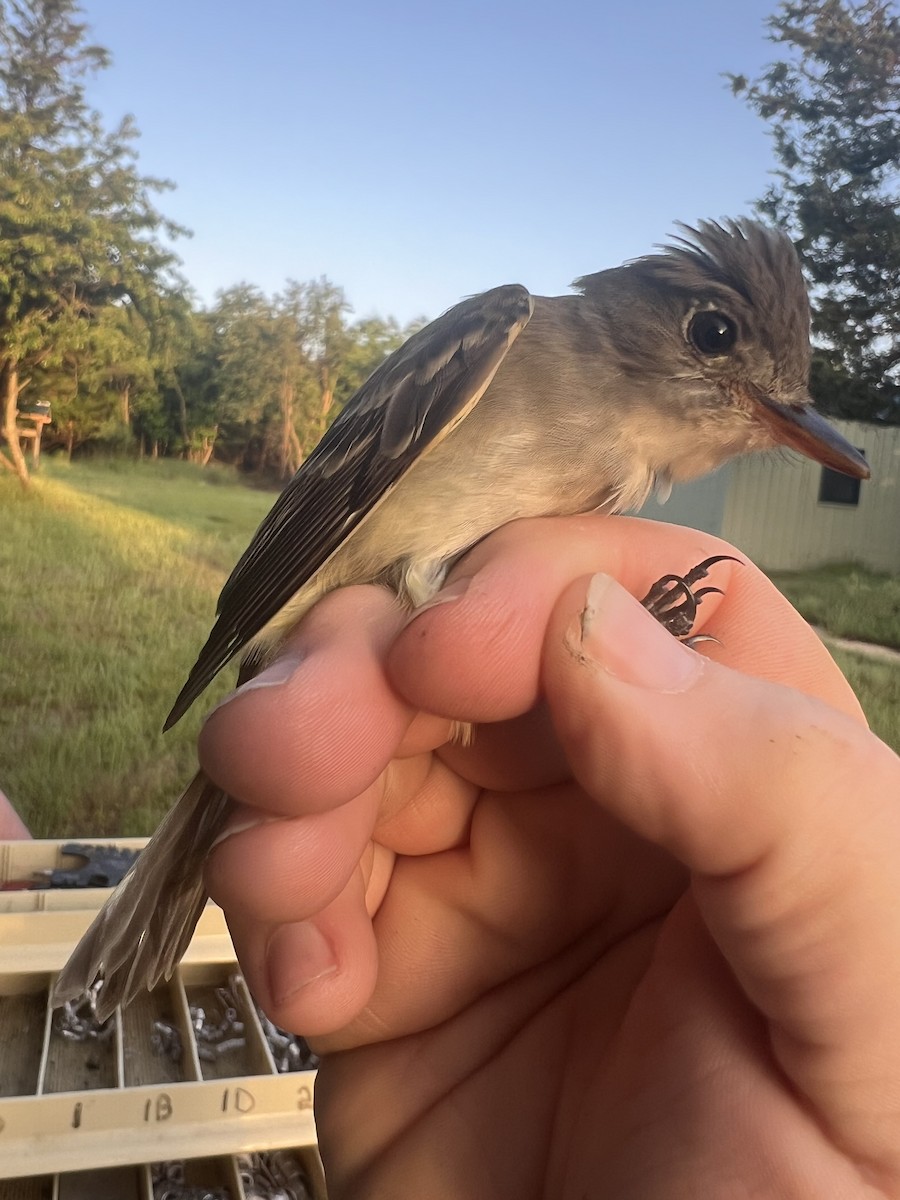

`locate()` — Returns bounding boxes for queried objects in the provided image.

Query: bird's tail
[52,770,232,1022]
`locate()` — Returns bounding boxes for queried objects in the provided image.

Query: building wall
[637,420,900,574]
[637,464,732,536]
[721,420,900,572]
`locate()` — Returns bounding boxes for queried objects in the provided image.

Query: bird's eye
[687,310,738,357]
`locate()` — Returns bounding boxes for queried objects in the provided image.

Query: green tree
[283,277,352,446]
[210,284,291,474]
[731,0,900,421]
[150,293,217,462]
[40,301,156,457]
[210,281,348,476]
[0,0,184,483]
[207,281,417,477]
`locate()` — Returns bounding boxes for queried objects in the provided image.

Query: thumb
[542,573,900,1173]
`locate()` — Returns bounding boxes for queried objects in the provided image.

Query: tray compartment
[0,977,48,1098]
[149,1155,238,1198]
[41,986,121,1094]
[121,978,196,1089]
[180,966,271,1082]
[55,1166,144,1199]
[0,841,321,1188]
[0,1180,53,1200]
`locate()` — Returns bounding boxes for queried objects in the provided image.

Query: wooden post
[12,414,51,465]
[2,405,52,474]
[30,414,50,464]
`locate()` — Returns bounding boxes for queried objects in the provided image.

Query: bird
[53,218,870,1019]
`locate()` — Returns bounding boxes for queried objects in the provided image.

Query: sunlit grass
[0,458,272,836]
[770,562,900,650]
[768,563,900,752]
[830,648,900,754]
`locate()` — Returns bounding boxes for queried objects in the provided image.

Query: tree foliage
[0,0,185,481]
[731,0,900,421]
[208,281,409,477]
[0,1,417,480]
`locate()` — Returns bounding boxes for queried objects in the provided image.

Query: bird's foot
[451,556,739,748]
[639,555,741,644]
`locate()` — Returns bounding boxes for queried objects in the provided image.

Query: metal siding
[720,421,900,571]
[636,465,731,535]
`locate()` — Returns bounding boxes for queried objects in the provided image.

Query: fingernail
[203,654,304,723]
[211,807,279,850]
[267,920,338,1005]
[411,575,472,616]
[577,573,702,693]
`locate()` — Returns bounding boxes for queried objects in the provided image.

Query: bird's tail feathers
[52,770,231,1022]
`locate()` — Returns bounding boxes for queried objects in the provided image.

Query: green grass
[1,462,897,838]
[48,456,276,571]
[830,648,900,756]
[768,564,900,753]
[769,563,900,651]
[0,458,272,836]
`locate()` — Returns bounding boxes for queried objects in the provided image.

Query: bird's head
[575,218,869,482]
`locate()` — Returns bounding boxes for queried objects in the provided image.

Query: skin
[198,515,900,1199]
[0,788,30,840]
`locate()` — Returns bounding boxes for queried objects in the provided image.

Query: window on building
[818,451,866,506]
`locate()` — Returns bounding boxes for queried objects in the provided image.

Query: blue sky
[79,1,784,326]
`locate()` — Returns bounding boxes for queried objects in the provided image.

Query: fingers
[225,865,381,1036]
[208,786,382,924]
[198,586,413,815]
[0,788,30,839]
[389,514,864,727]
[200,584,477,1028]
[199,513,877,1074]
[543,571,900,1175]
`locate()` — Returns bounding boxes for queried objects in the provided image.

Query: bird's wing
[165,283,534,728]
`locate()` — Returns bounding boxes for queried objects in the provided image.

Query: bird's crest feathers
[574,217,811,388]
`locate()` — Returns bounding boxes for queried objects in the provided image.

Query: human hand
[0,787,30,840]
[200,515,900,1198]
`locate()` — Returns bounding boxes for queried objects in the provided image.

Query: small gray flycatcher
[54,218,869,1018]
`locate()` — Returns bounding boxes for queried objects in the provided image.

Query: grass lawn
[1,460,898,837]
[0,458,273,836]
[769,563,900,651]
[830,648,900,758]
[767,563,900,752]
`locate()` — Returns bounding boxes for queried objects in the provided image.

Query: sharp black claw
[640,555,741,641]
[681,554,742,589]
[692,586,724,603]
[684,632,722,648]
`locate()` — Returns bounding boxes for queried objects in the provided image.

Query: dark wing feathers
[163,283,533,729]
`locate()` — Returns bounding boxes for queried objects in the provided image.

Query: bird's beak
[744,385,870,480]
